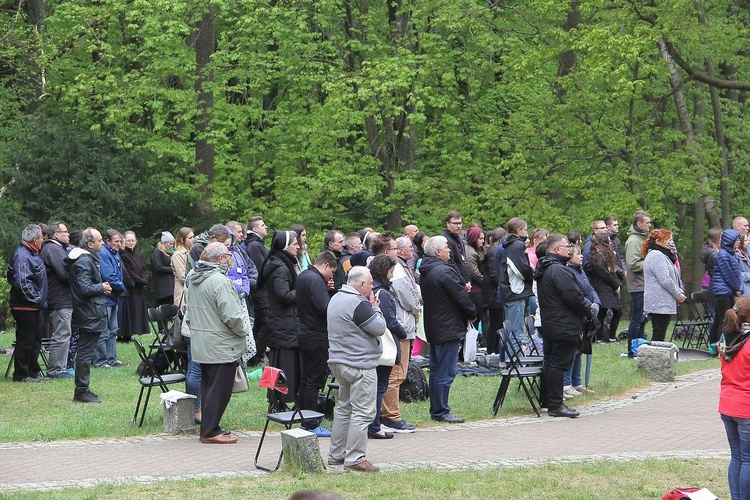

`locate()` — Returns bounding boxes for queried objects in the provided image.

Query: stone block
[162,392,197,434]
[637,343,677,382]
[281,428,325,474]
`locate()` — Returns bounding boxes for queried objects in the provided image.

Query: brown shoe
[200,433,238,444]
[345,460,379,472]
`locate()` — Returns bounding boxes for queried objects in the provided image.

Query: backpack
[399,361,429,402]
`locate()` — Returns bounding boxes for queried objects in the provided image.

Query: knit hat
[466,226,483,247]
[161,231,175,243]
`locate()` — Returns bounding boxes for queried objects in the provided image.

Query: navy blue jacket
[40,239,72,310]
[712,229,744,297]
[9,242,47,310]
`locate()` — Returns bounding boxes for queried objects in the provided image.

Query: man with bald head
[733,217,749,237]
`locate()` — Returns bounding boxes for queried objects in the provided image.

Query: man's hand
[590,303,600,317]
[464,282,471,292]
[369,291,380,308]
[326,277,335,291]
[102,282,112,295]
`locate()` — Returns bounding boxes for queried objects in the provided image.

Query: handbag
[376,290,398,366]
[232,364,249,393]
[463,322,478,363]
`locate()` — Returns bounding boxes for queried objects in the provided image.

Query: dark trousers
[598,308,623,342]
[249,306,268,366]
[713,295,735,344]
[11,309,43,381]
[369,364,393,433]
[486,307,503,355]
[267,347,300,406]
[298,339,329,425]
[75,330,101,395]
[540,335,578,410]
[627,292,648,357]
[650,313,672,342]
[200,362,236,439]
[429,338,461,419]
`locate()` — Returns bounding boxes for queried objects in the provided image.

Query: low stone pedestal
[161,391,197,434]
[637,343,677,382]
[281,428,325,474]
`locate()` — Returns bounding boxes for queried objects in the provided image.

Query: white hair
[424,235,448,257]
[347,266,372,286]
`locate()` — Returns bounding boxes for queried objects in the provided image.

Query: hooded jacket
[534,253,591,339]
[712,229,744,297]
[9,241,47,310]
[624,225,648,292]
[499,234,534,302]
[65,247,108,333]
[40,238,72,310]
[185,261,248,364]
[420,255,476,345]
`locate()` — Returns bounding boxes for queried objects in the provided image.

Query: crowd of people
[8,209,744,474]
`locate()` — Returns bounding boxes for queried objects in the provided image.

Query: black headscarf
[260,230,299,289]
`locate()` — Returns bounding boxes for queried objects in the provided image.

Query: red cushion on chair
[258,366,289,394]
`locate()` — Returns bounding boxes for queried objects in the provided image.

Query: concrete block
[162,392,197,434]
[281,428,325,474]
[637,343,677,382]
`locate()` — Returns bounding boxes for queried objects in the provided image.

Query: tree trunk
[191,9,216,213]
[706,59,732,228]
[658,38,720,229]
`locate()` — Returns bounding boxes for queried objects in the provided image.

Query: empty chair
[492,327,542,417]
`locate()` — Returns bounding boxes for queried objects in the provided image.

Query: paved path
[0,369,728,494]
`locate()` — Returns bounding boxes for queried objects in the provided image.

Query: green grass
[6,458,730,499]
[0,327,719,443]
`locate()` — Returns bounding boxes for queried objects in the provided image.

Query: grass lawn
[0,325,719,443]
[6,458,729,499]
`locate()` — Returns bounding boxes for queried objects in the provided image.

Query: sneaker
[73,391,102,403]
[48,372,74,379]
[431,413,464,424]
[307,425,332,438]
[381,419,417,433]
[574,385,594,394]
[345,460,380,472]
[16,376,41,383]
[67,368,75,376]
[411,355,427,362]
[563,385,581,397]
[111,360,123,367]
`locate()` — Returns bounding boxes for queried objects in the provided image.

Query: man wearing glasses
[40,222,74,378]
[624,211,651,357]
[535,234,593,418]
[440,211,470,286]
[582,220,609,267]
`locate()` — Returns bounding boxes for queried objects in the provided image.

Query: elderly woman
[118,231,149,340]
[642,229,687,342]
[261,230,302,410]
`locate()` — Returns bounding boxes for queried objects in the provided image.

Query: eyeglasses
[449,221,463,226]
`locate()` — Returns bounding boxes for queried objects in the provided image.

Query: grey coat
[643,249,684,315]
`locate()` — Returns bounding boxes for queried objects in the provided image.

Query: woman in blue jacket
[712,228,745,345]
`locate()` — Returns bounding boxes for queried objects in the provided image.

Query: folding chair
[504,320,542,366]
[524,315,543,356]
[157,304,186,372]
[669,295,711,350]
[4,339,51,378]
[132,338,186,427]
[254,366,324,472]
[492,327,542,417]
[146,307,182,374]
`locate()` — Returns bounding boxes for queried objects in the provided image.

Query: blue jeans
[503,300,529,357]
[368,365,393,433]
[94,305,118,366]
[563,352,582,387]
[627,292,647,357]
[429,338,461,419]
[185,338,201,412]
[722,414,750,499]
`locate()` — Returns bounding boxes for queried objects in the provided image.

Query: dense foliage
[1,0,749,289]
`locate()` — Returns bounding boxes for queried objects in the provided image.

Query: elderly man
[534,234,593,418]
[327,266,387,472]
[8,224,48,383]
[187,242,251,444]
[420,235,476,423]
[380,236,422,433]
[40,222,74,378]
[67,228,112,402]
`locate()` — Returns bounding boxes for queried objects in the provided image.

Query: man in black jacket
[40,222,74,378]
[244,216,269,366]
[421,235,476,423]
[534,234,593,418]
[66,228,112,403]
[324,230,347,292]
[440,211,470,285]
[296,250,338,437]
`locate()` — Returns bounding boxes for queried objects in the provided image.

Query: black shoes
[548,404,580,418]
[431,413,465,424]
[73,391,101,403]
[368,430,394,439]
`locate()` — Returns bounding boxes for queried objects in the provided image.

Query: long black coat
[420,255,476,345]
[150,247,174,300]
[262,254,300,349]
